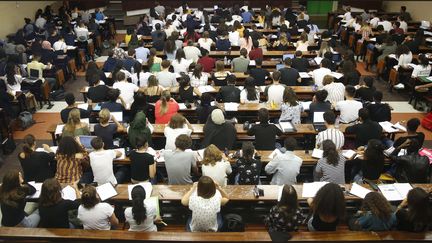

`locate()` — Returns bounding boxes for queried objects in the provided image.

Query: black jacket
[391,153,431,183]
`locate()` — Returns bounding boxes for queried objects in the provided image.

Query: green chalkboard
[307,0,333,15]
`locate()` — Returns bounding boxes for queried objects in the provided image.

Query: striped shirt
[314,154,346,184]
[323,82,345,105]
[316,128,345,150]
[55,152,89,183]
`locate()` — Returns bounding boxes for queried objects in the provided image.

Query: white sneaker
[394,83,405,89]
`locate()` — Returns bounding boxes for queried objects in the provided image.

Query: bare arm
[181,183,197,206]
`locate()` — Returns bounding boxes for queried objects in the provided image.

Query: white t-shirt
[156,70,178,87]
[228,31,240,46]
[266,84,286,105]
[53,40,67,51]
[312,67,331,89]
[189,190,222,232]
[344,12,352,21]
[201,160,232,186]
[78,203,114,230]
[323,82,345,105]
[335,99,363,123]
[296,41,309,52]
[164,126,192,150]
[124,199,157,232]
[240,88,260,103]
[399,21,408,32]
[369,17,380,28]
[379,20,392,32]
[171,58,193,74]
[198,38,213,52]
[90,150,117,185]
[189,72,209,87]
[131,72,152,87]
[112,81,139,106]
[184,46,202,63]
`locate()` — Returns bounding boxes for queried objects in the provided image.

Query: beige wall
[383,1,432,21]
[0,1,58,39]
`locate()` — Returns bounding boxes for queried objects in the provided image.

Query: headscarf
[128,111,152,148]
[211,109,225,125]
[42,40,52,50]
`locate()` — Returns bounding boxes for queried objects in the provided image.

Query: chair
[348,35,356,50]
[354,41,363,60]
[78,50,87,71]
[88,42,95,60]
[55,69,65,87]
[68,59,77,80]
[365,49,374,71]
[389,68,398,87]
[377,59,385,77]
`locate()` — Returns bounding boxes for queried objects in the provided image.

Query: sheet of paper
[96,183,118,201]
[311,149,323,159]
[379,121,399,133]
[349,183,372,199]
[249,60,256,66]
[329,72,344,79]
[35,146,58,154]
[369,37,376,42]
[314,57,323,65]
[378,184,403,201]
[279,121,294,132]
[313,112,325,123]
[277,185,284,201]
[224,102,239,111]
[77,103,88,110]
[393,183,413,200]
[113,148,126,160]
[342,150,357,159]
[62,185,77,201]
[110,112,123,122]
[146,147,157,157]
[299,72,310,79]
[427,77,432,82]
[301,101,312,111]
[301,182,328,198]
[178,103,188,110]
[104,72,111,78]
[66,45,77,50]
[393,122,407,132]
[80,118,90,124]
[198,85,216,93]
[197,149,205,160]
[55,124,65,135]
[27,181,42,199]
[128,182,153,200]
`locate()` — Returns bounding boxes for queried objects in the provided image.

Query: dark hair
[312,183,345,219]
[135,135,148,148]
[131,185,147,225]
[175,49,186,62]
[284,137,297,151]
[321,59,331,69]
[197,176,216,199]
[342,60,355,74]
[295,51,302,57]
[345,85,356,97]
[364,139,384,164]
[361,192,393,221]
[258,108,269,124]
[406,187,432,229]
[323,111,336,125]
[164,37,176,54]
[373,91,383,102]
[322,140,339,166]
[284,57,292,66]
[5,63,17,86]
[91,137,104,150]
[277,185,298,215]
[57,136,84,158]
[358,108,370,121]
[376,25,384,32]
[255,58,262,66]
[65,92,76,106]
[81,185,99,209]
[107,89,121,102]
[227,74,236,85]
[116,71,126,82]
[240,48,248,57]
[315,90,328,102]
[418,54,429,67]
[175,134,192,150]
[241,141,255,163]
[192,63,203,79]
[244,77,258,101]
[200,92,213,106]
[407,118,420,132]
[39,178,62,207]
[0,170,22,208]
[396,45,410,57]
[363,77,374,88]
[22,134,36,159]
[179,73,191,89]
[283,87,299,106]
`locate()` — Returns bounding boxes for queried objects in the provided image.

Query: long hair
[131,185,147,225]
[241,141,255,164]
[197,176,216,199]
[164,37,176,54]
[175,49,186,63]
[364,139,384,164]
[282,87,299,106]
[22,134,35,159]
[81,185,99,209]
[322,140,339,166]
[312,183,345,219]
[5,62,17,86]
[64,108,81,133]
[361,192,393,221]
[57,136,84,159]
[39,178,63,207]
[202,144,223,166]
[406,188,432,229]
[159,90,171,115]
[244,77,258,101]
[277,185,298,215]
[148,48,157,68]
[192,64,203,79]
[0,170,23,208]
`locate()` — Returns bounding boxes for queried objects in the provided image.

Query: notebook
[279,121,296,132]
[378,183,413,201]
[96,183,118,201]
[313,112,326,132]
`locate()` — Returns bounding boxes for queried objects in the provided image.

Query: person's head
[322,140,339,166]
[226,74,236,85]
[321,59,331,69]
[418,54,429,67]
[169,114,186,129]
[197,176,216,199]
[342,60,355,74]
[323,111,336,125]
[135,135,148,149]
[255,58,262,67]
[64,108,81,133]
[240,48,248,57]
[406,118,421,133]
[406,187,432,224]
[401,6,407,12]
[202,144,223,166]
[272,71,281,82]
[358,108,370,122]
[278,185,298,210]
[147,75,158,87]
[22,134,36,158]
[364,139,385,162]
[295,51,302,58]
[284,57,292,67]
[396,44,410,57]
[175,134,192,151]
[155,23,161,30]
[394,21,401,29]
[311,183,345,219]
[97,108,110,125]
[345,85,356,98]
[315,90,328,102]
[362,192,393,221]
[363,77,374,88]
[241,141,255,161]
[257,108,269,124]
[175,49,186,62]
[81,185,99,209]
[107,88,120,102]
[90,136,104,150]
[131,185,147,225]
[57,136,83,158]
[322,75,334,86]
[216,60,225,72]
[0,169,22,195]
[376,25,384,33]
[88,73,101,86]
[116,71,126,82]
[284,137,297,151]
[24,18,31,24]
[65,92,76,106]
[39,178,62,207]
[159,90,172,115]
[283,87,298,106]
[373,91,383,103]
[210,109,225,125]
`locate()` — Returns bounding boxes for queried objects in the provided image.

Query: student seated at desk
[164,114,193,150]
[307,183,345,231]
[249,40,263,60]
[291,51,309,72]
[113,72,140,109]
[335,85,363,124]
[265,138,302,185]
[201,144,232,187]
[295,34,309,52]
[155,90,179,124]
[156,60,178,88]
[181,176,229,232]
[411,54,431,78]
[19,134,55,183]
[365,91,391,122]
[101,88,126,112]
[216,31,231,51]
[309,90,332,122]
[247,58,269,86]
[314,140,345,184]
[197,49,215,73]
[0,170,39,228]
[172,49,193,74]
[240,77,260,104]
[196,93,217,124]
[202,109,237,150]
[178,74,201,103]
[128,111,154,148]
[130,136,156,184]
[61,92,90,123]
[87,74,110,104]
[211,61,230,86]
[103,50,119,73]
[341,60,360,86]
[315,111,345,150]
[124,185,158,232]
[348,139,385,184]
[232,48,250,73]
[345,108,383,148]
[164,135,198,185]
[26,54,56,89]
[311,59,331,89]
[89,137,122,185]
[94,109,125,149]
[55,136,90,183]
[189,64,209,87]
[396,187,432,232]
[279,87,303,125]
[216,74,241,103]
[62,108,90,137]
[264,71,286,105]
[247,108,282,150]
[280,58,301,86]
[356,77,376,102]
[86,62,106,87]
[264,185,305,232]
[78,185,119,230]
[233,142,262,185]
[143,75,164,103]
[393,118,425,149]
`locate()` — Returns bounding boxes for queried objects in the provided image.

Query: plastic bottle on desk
[335,115,340,129]
[224,56,228,65]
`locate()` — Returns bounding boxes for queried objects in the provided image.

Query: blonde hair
[64,108,81,133]
[202,144,223,166]
[169,114,186,129]
[99,108,110,124]
[322,75,334,86]
[159,90,171,115]
[279,33,289,46]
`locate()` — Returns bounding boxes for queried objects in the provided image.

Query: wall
[382,1,432,21]
[0,1,58,39]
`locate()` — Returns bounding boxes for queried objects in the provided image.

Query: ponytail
[322,140,339,166]
[22,134,35,158]
[131,186,147,225]
[159,90,171,115]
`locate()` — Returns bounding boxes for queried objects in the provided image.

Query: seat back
[55,69,65,87]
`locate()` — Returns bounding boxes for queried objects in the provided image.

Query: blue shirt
[241,11,253,23]
[358,212,396,231]
[216,39,231,51]
[95,12,105,21]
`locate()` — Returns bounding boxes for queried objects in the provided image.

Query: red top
[249,48,263,60]
[197,56,216,73]
[155,99,179,124]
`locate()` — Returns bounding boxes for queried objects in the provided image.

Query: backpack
[50,89,65,101]
[18,111,35,130]
[1,133,16,155]
[221,214,245,232]
[421,112,432,131]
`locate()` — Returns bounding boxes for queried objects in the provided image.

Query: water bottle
[131,66,135,74]
[224,56,228,65]
[335,115,340,129]
[312,84,318,92]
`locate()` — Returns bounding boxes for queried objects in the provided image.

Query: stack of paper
[279,121,295,132]
[300,101,312,111]
[113,148,126,160]
[349,183,372,199]
[224,103,240,111]
[62,185,77,201]
[311,149,323,159]
[379,121,400,133]
[301,182,328,197]
[329,72,344,79]
[96,183,118,201]
[314,57,323,65]
[27,181,43,199]
[342,150,357,159]
[198,85,216,93]
[127,182,153,200]
[378,183,413,201]
[35,146,58,154]
[299,72,311,79]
